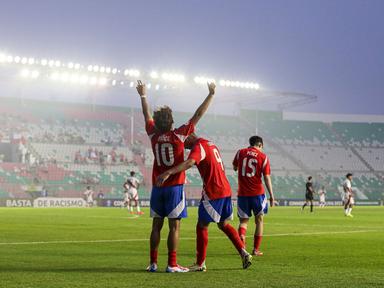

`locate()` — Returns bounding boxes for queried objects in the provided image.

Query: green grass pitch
[0,206,383,288]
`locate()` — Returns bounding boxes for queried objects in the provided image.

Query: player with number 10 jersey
[137,80,216,273]
[147,120,193,188]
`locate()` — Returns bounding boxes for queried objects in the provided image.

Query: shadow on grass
[0,267,145,273]
[0,266,247,273]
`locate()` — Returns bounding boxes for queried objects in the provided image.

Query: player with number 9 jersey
[187,138,231,200]
[155,134,252,271]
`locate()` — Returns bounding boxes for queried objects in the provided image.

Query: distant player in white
[342,173,354,217]
[84,186,94,207]
[123,171,143,214]
[318,186,326,208]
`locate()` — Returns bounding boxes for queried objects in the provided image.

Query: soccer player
[302,176,315,213]
[233,136,275,256]
[318,185,326,208]
[156,133,252,271]
[83,186,94,207]
[343,173,354,217]
[136,80,216,273]
[123,171,142,215]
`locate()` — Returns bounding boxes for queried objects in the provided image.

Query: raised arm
[156,159,196,187]
[263,174,275,207]
[232,150,239,171]
[189,82,216,126]
[136,80,153,124]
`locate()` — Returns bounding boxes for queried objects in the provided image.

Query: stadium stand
[0,97,382,202]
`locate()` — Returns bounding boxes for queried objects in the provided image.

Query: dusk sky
[0,0,383,115]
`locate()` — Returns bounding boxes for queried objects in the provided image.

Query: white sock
[349,207,352,214]
[137,206,141,212]
[240,248,249,257]
[345,209,349,215]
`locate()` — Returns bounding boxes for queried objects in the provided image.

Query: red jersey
[232,147,271,196]
[188,138,232,200]
[146,119,194,187]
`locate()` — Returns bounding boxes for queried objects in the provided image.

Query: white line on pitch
[0,229,381,246]
[266,223,384,229]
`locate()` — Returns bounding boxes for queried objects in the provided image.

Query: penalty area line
[0,229,381,246]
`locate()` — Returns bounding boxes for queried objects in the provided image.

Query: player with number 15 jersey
[233,136,274,256]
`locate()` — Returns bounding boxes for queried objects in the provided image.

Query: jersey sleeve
[232,150,240,168]
[174,120,195,142]
[145,119,156,136]
[188,143,206,165]
[262,156,271,175]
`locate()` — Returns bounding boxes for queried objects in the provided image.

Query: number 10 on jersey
[155,143,175,166]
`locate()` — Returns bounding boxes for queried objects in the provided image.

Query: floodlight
[99,77,107,86]
[20,69,30,77]
[90,77,97,85]
[54,60,61,67]
[14,56,21,63]
[31,70,39,78]
[74,63,80,70]
[28,58,35,65]
[0,53,6,63]
[150,71,159,79]
[70,74,80,83]
[79,75,89,84]
[51,72,59,80]
[41,59,48,66]
[61,72,69,82]
[68,62,74,69]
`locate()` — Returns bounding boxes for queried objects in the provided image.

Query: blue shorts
[198,196,233,223]
[237,195,268,219]
[150,185,187,219]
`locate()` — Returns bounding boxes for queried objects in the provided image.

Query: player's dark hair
[249,135,263,147]
[130,171,135,176]
[86,186,91,189]
[308,176,312,181]
[346,173,353,178]
[153,106,174,133]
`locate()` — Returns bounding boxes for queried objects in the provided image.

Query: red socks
[150,250,178,267]
[222,224,244,254]
[254,235,263,251]
[196,225,209,265]
[150,250,158,264]
[238,226,247,245]
[168,251,177,267]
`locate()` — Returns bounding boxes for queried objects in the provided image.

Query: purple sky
[0,0,383,114]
